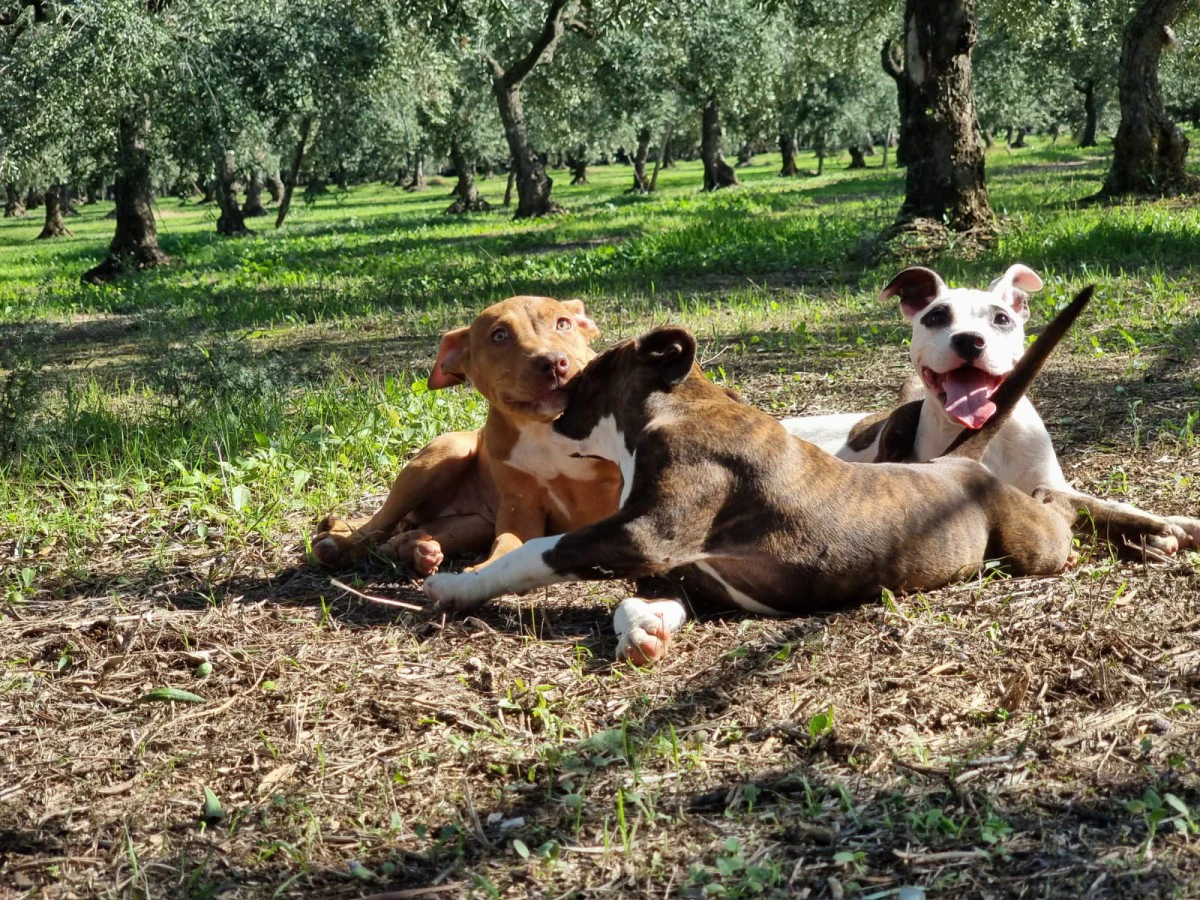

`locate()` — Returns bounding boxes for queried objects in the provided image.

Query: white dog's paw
[423,572,486,612]
[613,598,687,667]
[1167,516,1200,550]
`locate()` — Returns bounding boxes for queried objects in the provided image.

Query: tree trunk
[265,170,284,204]
[848,147,867,169]
[1011,126,1028,148]
[816,150,825,176]
[1101,0,1195,197]
[882,127,892,168]
[700,95,739,191]
[493,80,561,217]
[276,115,313,229]
[882,38,910,167]
[1075,80,1099,147]
[215,152,251,235]
[446,136,492,214]
[629,126,652,192]
[36,183,71,239]
[481,3,578,217]
[663,130,676,167]
[893,0,992,232]
[779,133,799,176]
[198,176,216,204]
[649,121,673,191]
[569,144,589,184]
[243,168,268,216]
[24,188,43,210]
[83,114,169,283]
[60,185,80,216]
[4,184,26,218]
[503,165,515,207]
[735,141,754,167]
[405,151,426,191]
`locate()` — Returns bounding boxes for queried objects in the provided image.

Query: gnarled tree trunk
[243,168,268,216]
[266,171,284,204]
[4,184,25,218]
[629,126,652,192]
[649,121,673,191]
[36,183,70,239]
[405,150,426,191]
[485,0,576,218]
[779,133,798,176]
[1075,79,1099,147]
[568,144,589,184]
[700,95,739,191]
[446,136,491,214]
[215,152,250,235]
[893,0,992,232]
[83,114,169,283]
[735,141,754,167]
[24,188,43,210]
[848,147,867,169]
[1011,126,1028,148]
[1101,0,1196,197]
[882,38,910,167]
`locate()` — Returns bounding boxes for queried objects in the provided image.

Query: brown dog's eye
[491,328,509,344]
[556,317,573,332]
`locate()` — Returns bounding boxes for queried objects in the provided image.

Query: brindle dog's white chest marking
[506,426,606,517]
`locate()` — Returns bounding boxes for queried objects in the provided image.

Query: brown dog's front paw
[312,518,373,568]
[413,539,444,576]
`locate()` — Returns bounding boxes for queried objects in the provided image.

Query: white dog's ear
[879,267,947,320]
[989,264,1042,321]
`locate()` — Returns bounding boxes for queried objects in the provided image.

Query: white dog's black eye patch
[920,304,952,329]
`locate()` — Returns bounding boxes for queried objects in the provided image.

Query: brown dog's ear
[560,299,600,339]
[636,326,696,387]
[428,327,470,389]
[879,267,947,319]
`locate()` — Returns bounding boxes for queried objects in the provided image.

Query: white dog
[783,265,1200,555]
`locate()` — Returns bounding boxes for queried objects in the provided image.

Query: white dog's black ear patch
[880,267,947,319]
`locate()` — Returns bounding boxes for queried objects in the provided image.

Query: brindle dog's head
[553,326,698,442]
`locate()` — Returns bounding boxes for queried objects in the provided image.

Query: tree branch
[480,49,504,80]
[498,0,578,88]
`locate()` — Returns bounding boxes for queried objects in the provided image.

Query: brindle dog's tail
[943,285,1095,461]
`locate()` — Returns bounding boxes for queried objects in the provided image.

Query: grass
[2,138,1199,898]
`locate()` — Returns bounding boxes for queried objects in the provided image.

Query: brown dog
[423,287,1095,665]
[312,296,621,573]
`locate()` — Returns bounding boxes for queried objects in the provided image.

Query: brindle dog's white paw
[423,572,486,612]
[613,598,687,667]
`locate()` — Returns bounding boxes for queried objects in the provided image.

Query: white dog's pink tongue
[943,368,997,429]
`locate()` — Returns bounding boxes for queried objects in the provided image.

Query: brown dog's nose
[951,332,986,361]
[536,352,571,378]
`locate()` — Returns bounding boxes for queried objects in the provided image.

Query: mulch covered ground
[3,328,1199,899]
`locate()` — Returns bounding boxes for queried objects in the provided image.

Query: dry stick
[649,120,674,192]
[330,578,425,612]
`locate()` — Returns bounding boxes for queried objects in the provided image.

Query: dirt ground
[3,332,1199,899]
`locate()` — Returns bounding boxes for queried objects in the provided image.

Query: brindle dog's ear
[636,326,696,387]
[879,266,947,319]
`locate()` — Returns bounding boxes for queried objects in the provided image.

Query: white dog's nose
[951,332,986,360]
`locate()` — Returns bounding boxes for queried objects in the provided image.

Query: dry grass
[4,338,1199,899]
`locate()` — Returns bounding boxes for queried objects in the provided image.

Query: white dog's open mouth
[922,366,1006,430]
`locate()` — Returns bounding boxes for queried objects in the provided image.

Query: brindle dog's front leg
[424,515,671,612]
